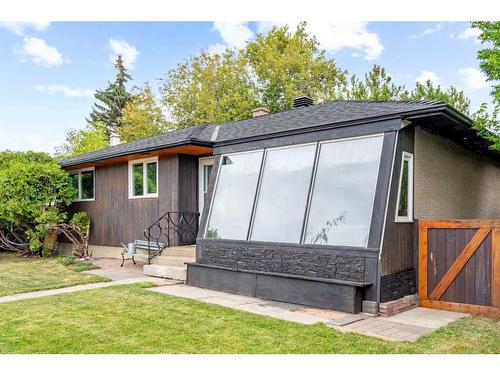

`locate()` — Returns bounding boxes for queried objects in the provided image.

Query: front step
[135,245,195,258]
[143,264,187,281]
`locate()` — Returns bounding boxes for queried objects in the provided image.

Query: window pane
[206,151,263,240]
[203,164,213,193]
[305,136,383,247]
[70,173,79,198]
[80,170,94,200]
[146,162,157,194]
[250,144,316,243]
[132,164,144,196]
[397,159,409,217]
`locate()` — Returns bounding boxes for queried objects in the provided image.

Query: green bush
[0,151,76,255]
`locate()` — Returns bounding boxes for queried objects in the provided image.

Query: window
[395,152,413,222]
[250,144,316,243]
[304,135,384,247]
[128,157,158,198]
[204,134,386,248]
[205,151,263,240]
[70,168,95,201]
[199,157,215,214]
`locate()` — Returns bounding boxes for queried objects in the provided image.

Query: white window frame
[128,156,159,199]
[70,167,95,202]
[395,151,414,223]
[198,156,215,214]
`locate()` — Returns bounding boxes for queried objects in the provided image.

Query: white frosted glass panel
[206,151,263,240]
[251,144,316,243]
[304,135,383,247]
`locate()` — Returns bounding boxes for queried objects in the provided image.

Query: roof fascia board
[59,139,214,168]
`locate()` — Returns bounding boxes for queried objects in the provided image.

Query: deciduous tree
[245,22,346,112]
[160,50,257,127]
[118,84,171,142]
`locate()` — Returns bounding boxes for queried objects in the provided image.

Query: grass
[0,252,108,297]
[0,283,498,354]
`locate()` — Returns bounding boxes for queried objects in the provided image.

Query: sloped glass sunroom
[204,133,384,248]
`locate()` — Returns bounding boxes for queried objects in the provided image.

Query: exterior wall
[58,242,125,259]
[380,126,415,275]
[414,126,500,219]
[67,154,199,247]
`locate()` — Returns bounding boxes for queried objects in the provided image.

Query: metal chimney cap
[293,96,314,108]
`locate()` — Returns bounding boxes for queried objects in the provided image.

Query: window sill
[73,198,95,203]
[128,194,158,200]
[395,217,413,223]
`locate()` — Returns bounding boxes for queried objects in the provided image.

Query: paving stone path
[150,284,468,342]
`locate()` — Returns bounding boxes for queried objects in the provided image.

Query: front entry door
[199,157,215,214]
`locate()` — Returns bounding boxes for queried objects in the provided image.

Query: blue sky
[0,21,493,154]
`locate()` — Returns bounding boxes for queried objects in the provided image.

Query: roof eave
[58,139,214,168]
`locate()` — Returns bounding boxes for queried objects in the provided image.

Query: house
[59,98,500,314]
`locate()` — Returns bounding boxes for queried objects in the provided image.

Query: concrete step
[135,245,195,258]
[151,256,193,267]
[143,264,187,281]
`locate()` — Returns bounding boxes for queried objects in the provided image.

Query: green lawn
[0,283,498,354]
[0,252,108,297]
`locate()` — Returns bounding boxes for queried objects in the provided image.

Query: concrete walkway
[150,283,468,342]
[0,277,176,304]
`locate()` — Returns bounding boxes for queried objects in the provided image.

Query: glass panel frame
[80,170,94,200]
[395,151,414,223]
[303,134,384,247]
[128,156,158,199]
[249,143,317,243]
[70,168,95,201]
[204,133,386,248]
[204,150,264,241]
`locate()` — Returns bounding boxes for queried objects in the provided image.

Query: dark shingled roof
[59,100,472,167]
[59,123,217,167]
[214,99,451,143]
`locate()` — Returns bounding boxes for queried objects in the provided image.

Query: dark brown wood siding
[380,125,415,276]
[67,154,199,247]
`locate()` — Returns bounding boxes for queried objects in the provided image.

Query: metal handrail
[143,211,199,262]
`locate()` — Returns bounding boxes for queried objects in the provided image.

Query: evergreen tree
[88,55,132,135]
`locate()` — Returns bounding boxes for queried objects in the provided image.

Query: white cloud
[416,70,440,85]
[409,23,444,40]
[207,43,229,55]
[15,36,64,67]
[208,22,254,53]
[35,84,95,98]
[109,39,139,69]
[454,27,481,43]
[457,67,489,89]
[0,21,50,36]
[257,21,384,60]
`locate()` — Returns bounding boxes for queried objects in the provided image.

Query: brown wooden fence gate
[418,220,500,318]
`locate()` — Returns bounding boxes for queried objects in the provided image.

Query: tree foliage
[88,55,132,135]
[341,66,405,101]
[472,21,500,103]
[118,84,171,142]
[0,152,76,254]
[160,50,257,127]
[244,22,346,112]
[55,121,109,159]
[403,80,472,115]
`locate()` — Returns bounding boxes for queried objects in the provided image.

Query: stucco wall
[414,126,500,219]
